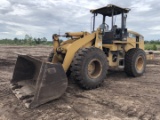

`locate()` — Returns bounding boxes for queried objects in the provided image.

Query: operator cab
[90,4,130,44]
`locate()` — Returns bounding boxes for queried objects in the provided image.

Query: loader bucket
[10,55,68,108]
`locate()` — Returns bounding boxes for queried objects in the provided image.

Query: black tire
[124,48,146,77]
[47,50,54,62]
[71,47,108,89]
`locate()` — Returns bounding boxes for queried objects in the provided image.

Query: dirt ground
[0,45,160,120]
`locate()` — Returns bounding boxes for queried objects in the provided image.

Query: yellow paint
[62,33,96,71]
[51,29,145,70]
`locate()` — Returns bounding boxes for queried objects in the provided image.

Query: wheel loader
[10,4,146,108]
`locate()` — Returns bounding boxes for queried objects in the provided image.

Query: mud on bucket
[10,55,68,108]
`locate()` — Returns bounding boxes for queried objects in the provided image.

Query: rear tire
[124,48,146,77]
[71,47,108,89]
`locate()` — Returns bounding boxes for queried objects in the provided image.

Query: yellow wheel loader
[10,4,146,108]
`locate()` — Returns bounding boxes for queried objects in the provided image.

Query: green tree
[24,34,33,45]
[152,44,157,50]
[13,37,18,44]
[41,37,47,42]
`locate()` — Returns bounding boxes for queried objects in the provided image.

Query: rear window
[128,33,144,40]
[140,36,144,40]
[128,33,136,38]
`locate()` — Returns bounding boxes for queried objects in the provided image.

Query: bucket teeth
[11,84,23,90]
[24,99,32,103]
[19,95,34,100]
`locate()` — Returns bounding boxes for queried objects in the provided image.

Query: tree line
[144,40,160,44]
[0,35,160,50]
[144,40,160,50]
[0,34,62,46]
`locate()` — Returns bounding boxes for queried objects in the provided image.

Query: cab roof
[90,4,130,17]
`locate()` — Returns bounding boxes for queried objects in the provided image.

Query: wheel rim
[135,56,144,72]
[87,59,102,78]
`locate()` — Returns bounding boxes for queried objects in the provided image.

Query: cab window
[140,36,144,40]
[128,33,136,39]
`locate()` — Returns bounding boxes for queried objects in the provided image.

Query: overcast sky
[0,0,160,40]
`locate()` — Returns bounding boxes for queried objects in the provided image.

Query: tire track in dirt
[66,88,157,120]
[0,59,15,67]
[63,64,160,119]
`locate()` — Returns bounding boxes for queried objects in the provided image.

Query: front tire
[71,47,108,89]
[124,48,146,77]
